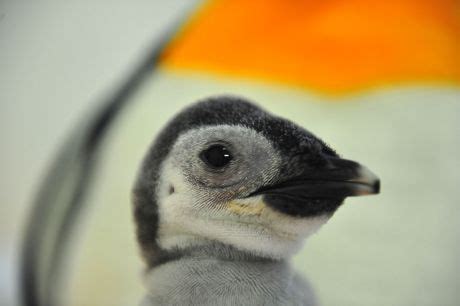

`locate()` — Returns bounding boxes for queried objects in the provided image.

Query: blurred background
[1,1,459,306]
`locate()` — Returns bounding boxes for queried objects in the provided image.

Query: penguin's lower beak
[248,157,380,200]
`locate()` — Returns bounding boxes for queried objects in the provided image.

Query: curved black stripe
[19,4,198,306]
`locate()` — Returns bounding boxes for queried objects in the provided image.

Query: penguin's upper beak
[248,157,380,199]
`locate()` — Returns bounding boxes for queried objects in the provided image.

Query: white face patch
[154,125,331,259]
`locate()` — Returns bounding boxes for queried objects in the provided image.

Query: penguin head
[133,96,379,263]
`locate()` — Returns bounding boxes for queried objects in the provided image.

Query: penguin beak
[248,157,380,199]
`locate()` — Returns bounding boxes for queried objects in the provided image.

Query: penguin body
[141,243,315,306]
[133,96,379,305]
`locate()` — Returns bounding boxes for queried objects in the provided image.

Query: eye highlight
[200,144,233,169]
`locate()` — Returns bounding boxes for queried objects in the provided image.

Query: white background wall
[0,1,192,304]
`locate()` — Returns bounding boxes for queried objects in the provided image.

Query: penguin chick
[132,96,380,306]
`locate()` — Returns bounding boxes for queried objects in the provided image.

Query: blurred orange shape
[160,0,460,94]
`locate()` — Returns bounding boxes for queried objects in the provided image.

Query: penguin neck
[148,240,285,268]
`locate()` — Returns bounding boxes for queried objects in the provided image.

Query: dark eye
[200,144,233,169]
